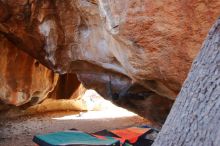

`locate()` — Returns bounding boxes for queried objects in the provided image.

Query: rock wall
[0,36,58,106]
[1,0,219,99]
[49,74,85,100]
[0,36,85,108]
[74,0,220,99]
[0,0,220,121]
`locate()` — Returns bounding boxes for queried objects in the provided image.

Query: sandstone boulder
[0,36,58,106]
[1,0,219,100]
[0,0,220,121]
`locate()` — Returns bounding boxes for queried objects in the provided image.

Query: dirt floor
[0,108,149,146]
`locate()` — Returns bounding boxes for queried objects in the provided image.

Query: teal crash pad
[33,130,120,146]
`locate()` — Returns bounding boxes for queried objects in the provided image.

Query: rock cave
[0,0,220,145]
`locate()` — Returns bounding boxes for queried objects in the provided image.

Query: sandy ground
[0,90,152,146]
[0,108,149,146]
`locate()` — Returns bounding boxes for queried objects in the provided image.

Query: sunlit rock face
[0,0,220,120]
[74,0,220,99]
[0,36,58,106]
[1,0,219,99]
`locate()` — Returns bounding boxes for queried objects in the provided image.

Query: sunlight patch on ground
[52,109,137,120]
[52,90,138,120]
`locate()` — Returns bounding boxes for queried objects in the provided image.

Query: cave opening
[0,72,173,146]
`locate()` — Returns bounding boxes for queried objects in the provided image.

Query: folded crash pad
[110,127,151,144]
[93,126,158,146]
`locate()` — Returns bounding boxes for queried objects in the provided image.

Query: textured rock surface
[49,74,86,100]
[0,0,220,121]
[1,0,219,100]
[153,17,220,146]
[0,36,58,106]
[75,0,220,99]
[0,37,84,107]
